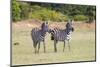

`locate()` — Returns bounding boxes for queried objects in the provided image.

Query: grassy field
[12,21,96,66]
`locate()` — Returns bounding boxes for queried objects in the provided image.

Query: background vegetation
[12,0,96,23]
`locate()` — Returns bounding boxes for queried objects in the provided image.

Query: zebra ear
[41,22,45,28]
[46,21,48,24]
[68,19,72,23]
[68,19,73,25]
[70,19,72,22]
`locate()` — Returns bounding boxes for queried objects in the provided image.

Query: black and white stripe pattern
[31,22,49,54]
[50,20,74,52]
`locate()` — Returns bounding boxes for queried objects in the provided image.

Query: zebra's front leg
[63,40,66,52]
[33,42,37,54]
[54,40,57,52]
[37,42,40,53]
[67,39,70,51]
[34,47,36,54]
[34,44,37,54]
[43,41,46,53]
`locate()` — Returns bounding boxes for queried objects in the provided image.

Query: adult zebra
[31,22,49,54]
[50,20,74,52]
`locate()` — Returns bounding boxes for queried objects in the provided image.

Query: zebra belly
[55,36,66,41]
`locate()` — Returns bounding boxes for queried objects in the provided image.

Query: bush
[12,1,96,22]
[12,0,21,21]
[74,15,88,21]
[20,2,30,20]
[29,6,67,22]
[50,11,67,22]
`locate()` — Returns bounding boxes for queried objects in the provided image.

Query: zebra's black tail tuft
[50,30,55,40]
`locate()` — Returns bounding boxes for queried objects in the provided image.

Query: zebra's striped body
[50,21,74,52]
[31,22,49,54]
[51,28,69,41]
[31,28,45,42]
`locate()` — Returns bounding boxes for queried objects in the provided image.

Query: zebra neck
[41,29,46,36]
[65,28,70,35]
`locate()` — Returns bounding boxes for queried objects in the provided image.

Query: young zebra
[50,20,74,52]
[31,22,49,54]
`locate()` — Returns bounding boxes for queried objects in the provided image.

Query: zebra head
[41,21,49,32]
[66,20,74,34]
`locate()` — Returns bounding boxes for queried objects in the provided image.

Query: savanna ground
[12,20,96,66]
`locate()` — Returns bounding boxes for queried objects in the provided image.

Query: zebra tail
[51,35,54,40]
[50,30,54,40]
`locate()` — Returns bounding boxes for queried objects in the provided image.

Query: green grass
[12,24,95,66]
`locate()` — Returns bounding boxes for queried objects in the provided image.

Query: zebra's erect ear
[67,19,73,22]
[68,19,72,23]
[46,21,48,24]
[46,22,48,24]
[70,19,72,22]
[41,22,45,28]
[44,21,48,24]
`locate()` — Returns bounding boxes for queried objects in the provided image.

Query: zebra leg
[43,41,46,53]
[32,42,36,54]
[35,47,36,54]
[54,40,57,52]
[33,42,37,54]
[68,39,70,51]
[63,40,66,52]
[37,42,40,53]
[34,44,37,54]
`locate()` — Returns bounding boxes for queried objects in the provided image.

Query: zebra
[31,22,49,54]
[50,20,74,52]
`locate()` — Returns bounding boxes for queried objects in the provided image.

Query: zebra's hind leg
[54,40,57,52]
[63,40,66,52]
[34,47,36,54]
[43,41,46,53]
[33,42,37,54]
[37,42,40,53]
[67,40,70,51]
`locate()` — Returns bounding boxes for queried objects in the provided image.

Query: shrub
[20,2,30,20]
[74,15,88,21]
[29,6,67,22]
[12,0,21,21]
